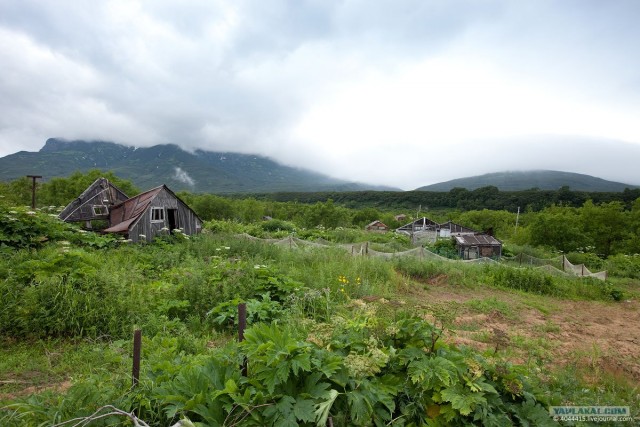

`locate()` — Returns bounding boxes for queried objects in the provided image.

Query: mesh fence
[501,253,563,268]
[534,264,574,277]
[463,257,500,264]
[368,247,430,260]
[234,234,606,280]
[502,253,607,281]
[562,256,608,280]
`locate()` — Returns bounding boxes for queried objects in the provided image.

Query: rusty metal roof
[103,217,138,233]
[104,186,164,233]
[366,220,388,228]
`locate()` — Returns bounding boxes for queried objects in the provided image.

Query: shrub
[491,266,555,295]
[260,218,296,232]
[0,205,118,251]
[145,316,554,426]
[606,254,640,279]
[565,251,605,271]
[428,238,459,258]
[206,265,309,329]
[202,219,247,234]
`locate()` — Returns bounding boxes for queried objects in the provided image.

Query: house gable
[396,217,440,233]
[365,220,389,231]
[438,220,477,237]
[105,185,202,242]
[58,178,129,223]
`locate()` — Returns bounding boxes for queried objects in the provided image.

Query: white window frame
[92,205,108,216]
[151,207,165,222]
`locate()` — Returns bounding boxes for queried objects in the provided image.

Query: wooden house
[454,234,502,260]
[103,185,202,242]
[365,220,389,232]
[58,178,129,228]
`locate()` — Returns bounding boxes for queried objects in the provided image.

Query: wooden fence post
[132,329,142,387]
[26,175,42,209]
[238,303,248,376]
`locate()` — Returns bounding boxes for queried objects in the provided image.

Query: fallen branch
[50,405,150,427]
[49,405,194,427]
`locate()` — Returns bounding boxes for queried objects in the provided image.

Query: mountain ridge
[415,170,638,192]
[1,139,636,193]
[0,138,397,193]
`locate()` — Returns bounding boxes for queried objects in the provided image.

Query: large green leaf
[441,384,487,417]
[314,389,339,427]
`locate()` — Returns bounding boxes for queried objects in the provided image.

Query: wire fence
[501,253,607,280]
[237,235,489,261]
[237,235,610,275]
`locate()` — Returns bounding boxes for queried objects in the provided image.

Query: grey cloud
[1,1,639,188]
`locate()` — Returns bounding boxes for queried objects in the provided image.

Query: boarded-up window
[481,246,494,257]
[151,207,164,222]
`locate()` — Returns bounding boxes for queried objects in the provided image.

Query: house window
[151,207,165,222]
[92,205,108,215]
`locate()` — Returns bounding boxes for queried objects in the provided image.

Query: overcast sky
[1,0,639,189]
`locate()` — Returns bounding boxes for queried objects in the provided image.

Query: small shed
[103,185,202,242]
[454,234,502,260]
[394,214,407,222]
[365,220,389,232]
[58,178,129,227]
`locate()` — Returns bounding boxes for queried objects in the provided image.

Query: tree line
[232,185,640,212]
[2,170,639,257]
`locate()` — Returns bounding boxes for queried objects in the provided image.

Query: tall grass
[0,234,395,340]
[392,256,483,288]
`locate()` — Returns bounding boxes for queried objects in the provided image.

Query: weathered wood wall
[459,245,501,260]
[128,188,202,242]
[59,179,129,223]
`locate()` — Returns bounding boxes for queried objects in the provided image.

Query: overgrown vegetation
[1,172,639,425]
[3,171,640,258]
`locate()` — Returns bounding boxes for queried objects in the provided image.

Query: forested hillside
[237,186,640,212]
[0,139,394,193]
[415,170,638,192]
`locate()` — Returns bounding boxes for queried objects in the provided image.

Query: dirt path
[401,279,640,382]
[546,299,640,380]
[0,379,72,401]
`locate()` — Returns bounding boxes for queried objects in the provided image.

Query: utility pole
[514,206,520,233]
[26,175,42,209]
